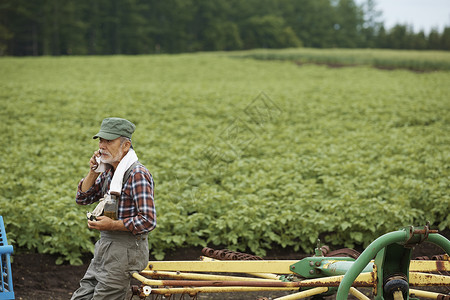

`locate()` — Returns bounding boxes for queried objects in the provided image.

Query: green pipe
[427,233,450,254]
[319,261,373,277]
[336,230,408,300]
[336,230,450,300]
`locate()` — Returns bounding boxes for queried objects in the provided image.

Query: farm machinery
[0,216,14,300]
[130,223,450,300]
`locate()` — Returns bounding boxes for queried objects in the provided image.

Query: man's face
[98,138,125,164]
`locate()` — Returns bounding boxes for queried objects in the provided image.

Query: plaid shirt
[76,164,156,235]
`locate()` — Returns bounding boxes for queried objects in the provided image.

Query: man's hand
[89,150,101,171]
[81,150,101,192]
[88,216,128,232]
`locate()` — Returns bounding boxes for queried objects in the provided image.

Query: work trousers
[71,231,149,300]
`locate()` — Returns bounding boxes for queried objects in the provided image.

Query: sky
[355,0,450,33]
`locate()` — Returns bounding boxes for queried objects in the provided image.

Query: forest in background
[1,0,450,56]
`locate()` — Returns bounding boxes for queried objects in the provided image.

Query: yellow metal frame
[133,257,450,299]
[144,259,449,275]
[146,259,298,274]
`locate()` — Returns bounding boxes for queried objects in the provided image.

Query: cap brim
[92,131,121,140]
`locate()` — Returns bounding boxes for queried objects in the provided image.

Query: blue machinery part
[0,216,14,300]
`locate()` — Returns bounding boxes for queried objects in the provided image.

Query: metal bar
[0,245,14,255]
[137,272,290,288]
[349,287,371,300]
[351,260,450,272]
[248,272,281,280]
[0,215,14,300]
[319,260,373,276]
[409,272,450,286]
[294,272,374,287]
[409,288,447,299]
[134,278,307,288]
[149,286,299,295]
[140,270,278,282]
[409,260,450,272]
[200,256,281,280]
[133,272,374,288]
[148,259,448,276]
[336,230,408,300]
[146,260,298,274]
[273,287,329,300]
[393,290,404,300]
[138,270,450,289]
[154,257,449,277]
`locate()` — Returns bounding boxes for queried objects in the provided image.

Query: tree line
[1,0,449,56]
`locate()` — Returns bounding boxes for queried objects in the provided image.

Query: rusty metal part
[149,286,298,295]
[416,256,431,260]
[405,222,439,247]
[319,245,330,256]
[414,229,439,235]
[201,247,263,260]
[130,285,151,299]
[203,246,361,261]
[436,260,449,274]
[414,254,449,261]
[409,272,450,286]
[133,272,375,288]
[202,247,215,257]
[410,289,450,300]
[325,248,361,259]
[412,254,450,278]
[432,254,449,261]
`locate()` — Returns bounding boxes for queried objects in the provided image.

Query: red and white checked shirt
[76,164,156,235]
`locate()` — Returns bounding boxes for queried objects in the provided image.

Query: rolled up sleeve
[75,173,106,205]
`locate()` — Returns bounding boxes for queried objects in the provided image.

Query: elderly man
[71,117,156,300]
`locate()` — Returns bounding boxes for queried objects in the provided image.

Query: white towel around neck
[94,148,139,195]
[110,148,138,194]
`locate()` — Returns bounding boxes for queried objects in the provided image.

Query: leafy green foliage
[0,50,448,264]
[234,48,450,71]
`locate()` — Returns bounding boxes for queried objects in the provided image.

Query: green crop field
[232,48,450,71]
[0,49,449,265]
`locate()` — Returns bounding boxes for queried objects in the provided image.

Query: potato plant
[0,50,448,264]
